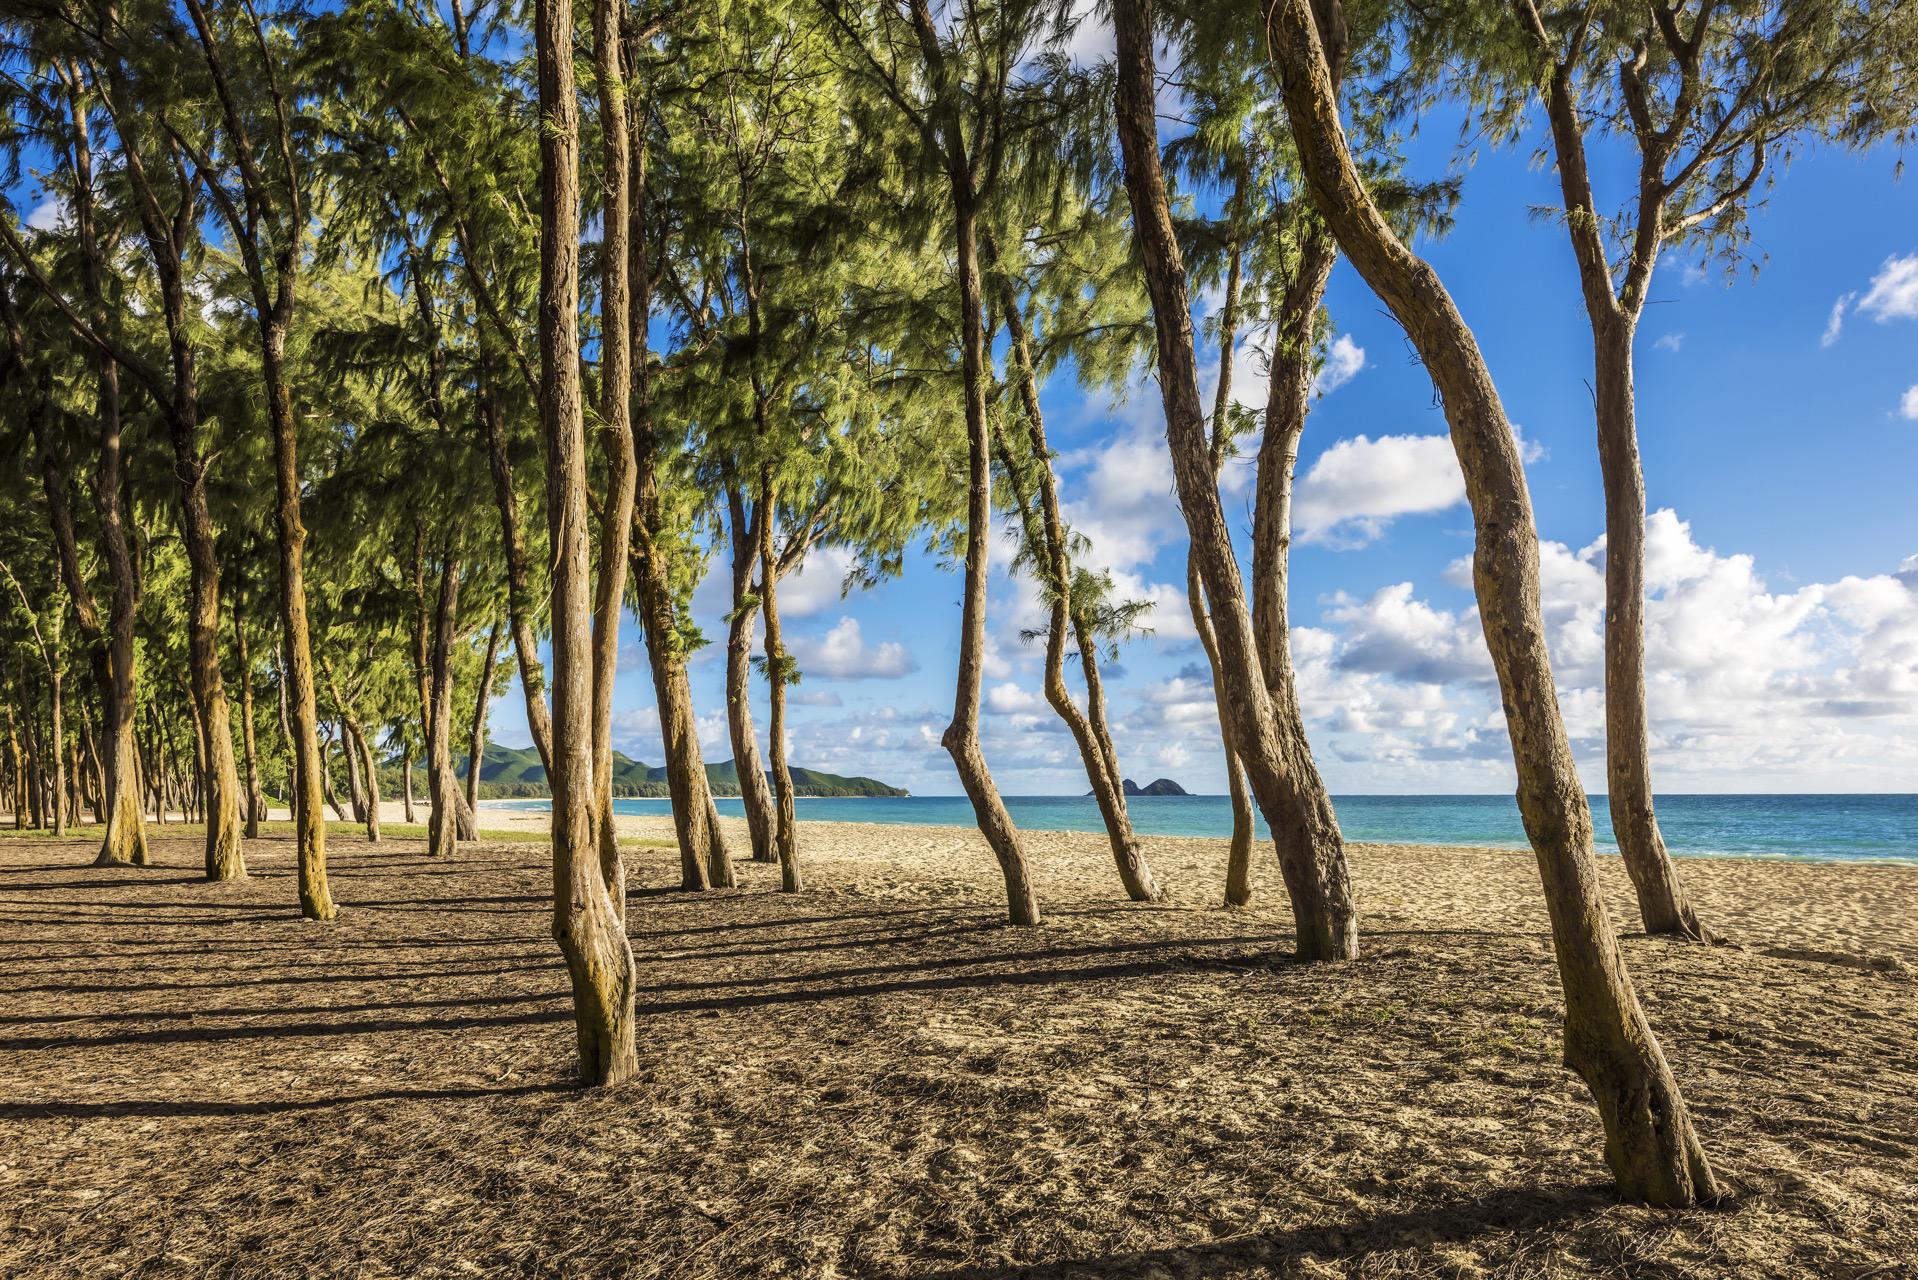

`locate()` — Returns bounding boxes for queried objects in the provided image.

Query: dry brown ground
[1,817,1914,1279]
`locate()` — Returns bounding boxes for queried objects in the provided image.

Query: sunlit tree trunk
[232,605,264,839]
[537,0,638,1085]
[758,471,802,893]
[1264,0,1718,1206]
[468,619,502,815]
[427,553,463,858]
[1113,0,1353,957]
[997,288,1160,902]
[724,492,777,864]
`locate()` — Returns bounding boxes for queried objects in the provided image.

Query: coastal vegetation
[0,0,1913,1270]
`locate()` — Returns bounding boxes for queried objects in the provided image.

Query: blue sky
[488,106,1918,796]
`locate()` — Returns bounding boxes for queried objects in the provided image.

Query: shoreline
[470,798,1918,868]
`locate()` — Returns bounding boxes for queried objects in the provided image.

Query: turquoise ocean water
[495,793,1918,864]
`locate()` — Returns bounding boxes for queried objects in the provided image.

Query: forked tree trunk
[320,729,348,823]
[232,607,264,839]
[1518,20,1707,942]
[943,201,1038,926]
[427,553,463,858]
[1112,0,1352,957]
[758,472,802,893]
[998,289,1161,902]
[1264,0,1718,1207]
[724,494,777,864]
[537,0,638,1086]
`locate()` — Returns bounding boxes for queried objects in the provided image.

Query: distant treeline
[378,740,906,801]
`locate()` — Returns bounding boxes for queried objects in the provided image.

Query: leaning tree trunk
[347,719,381,843]
[232,607,264,839]
[537,0,639,1086]
[172,422,244,879]
[1112,0,1353,958]
[1188,556,1256,905]
[1263,0,1718,1207]
[479,375,556,777]
[758,472,802,893]
[427,553,463,858]
[941,203,1039,925]
[468,620,501,816]
[46,671,65,837]
[724,502,778,865]
[998,289,1160,902]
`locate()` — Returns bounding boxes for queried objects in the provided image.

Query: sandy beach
[2,811,1913,1276]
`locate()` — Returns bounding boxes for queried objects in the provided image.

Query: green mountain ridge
[429,739,908,799]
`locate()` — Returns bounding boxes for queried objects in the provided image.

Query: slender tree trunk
[262,330,333,918]
[938,201,1039,925]
[347,719,381,843]
[232,608,263,839]
[176,448,244,878]
[999,289,1159,901]
[4,699,22,830]
[1188,556,1256,905]
[537,0,638,1085]
[468,619,501,815]
[1593,315,1707,939]
[341,712,367,823]
[724,495,777,864]
[1522,32,1706,942]
[1112,0,1353,957]
[758,472,802,893]
[479,375,556,777]
[402,742,417,824]
[319,728,348,823]
[47,672,65,837]
[25,692,44,829]
[1263,0,1718,1206]
[427,553,463,858]
[591,0,638,910]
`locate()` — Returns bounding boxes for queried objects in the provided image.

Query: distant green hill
[395,739,908,799]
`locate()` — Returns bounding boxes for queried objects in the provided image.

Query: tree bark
[479,375,556,778]
[591,0,638,911]
[536,0,639,1086]
[758,472,802,893]
[1515,19,1708,942]
[468,619,502,814]
[1113,0,1353,958]
[1263,0,1719,1207]
[402,742,417,824]
[1188,556,1256,905]
[724,492,777,864]
[999,287,1160,902]
[232,605,264,839]
[427,552,464,858]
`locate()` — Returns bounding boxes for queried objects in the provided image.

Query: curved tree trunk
[1518,25,1707,942]
[347,719,381,843]
[758,472,802,893]
[1112,0,1353,958]
[997,288,1160,902]
[944,202,1038,926]
[1263,0,1718,1207]
[537,0,639,1085]
[479,376,556,778]
[402,742,417,824]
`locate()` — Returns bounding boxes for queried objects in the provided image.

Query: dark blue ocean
[497,793,1918,864]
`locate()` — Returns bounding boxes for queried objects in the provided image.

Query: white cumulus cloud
[787,616,918,680]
